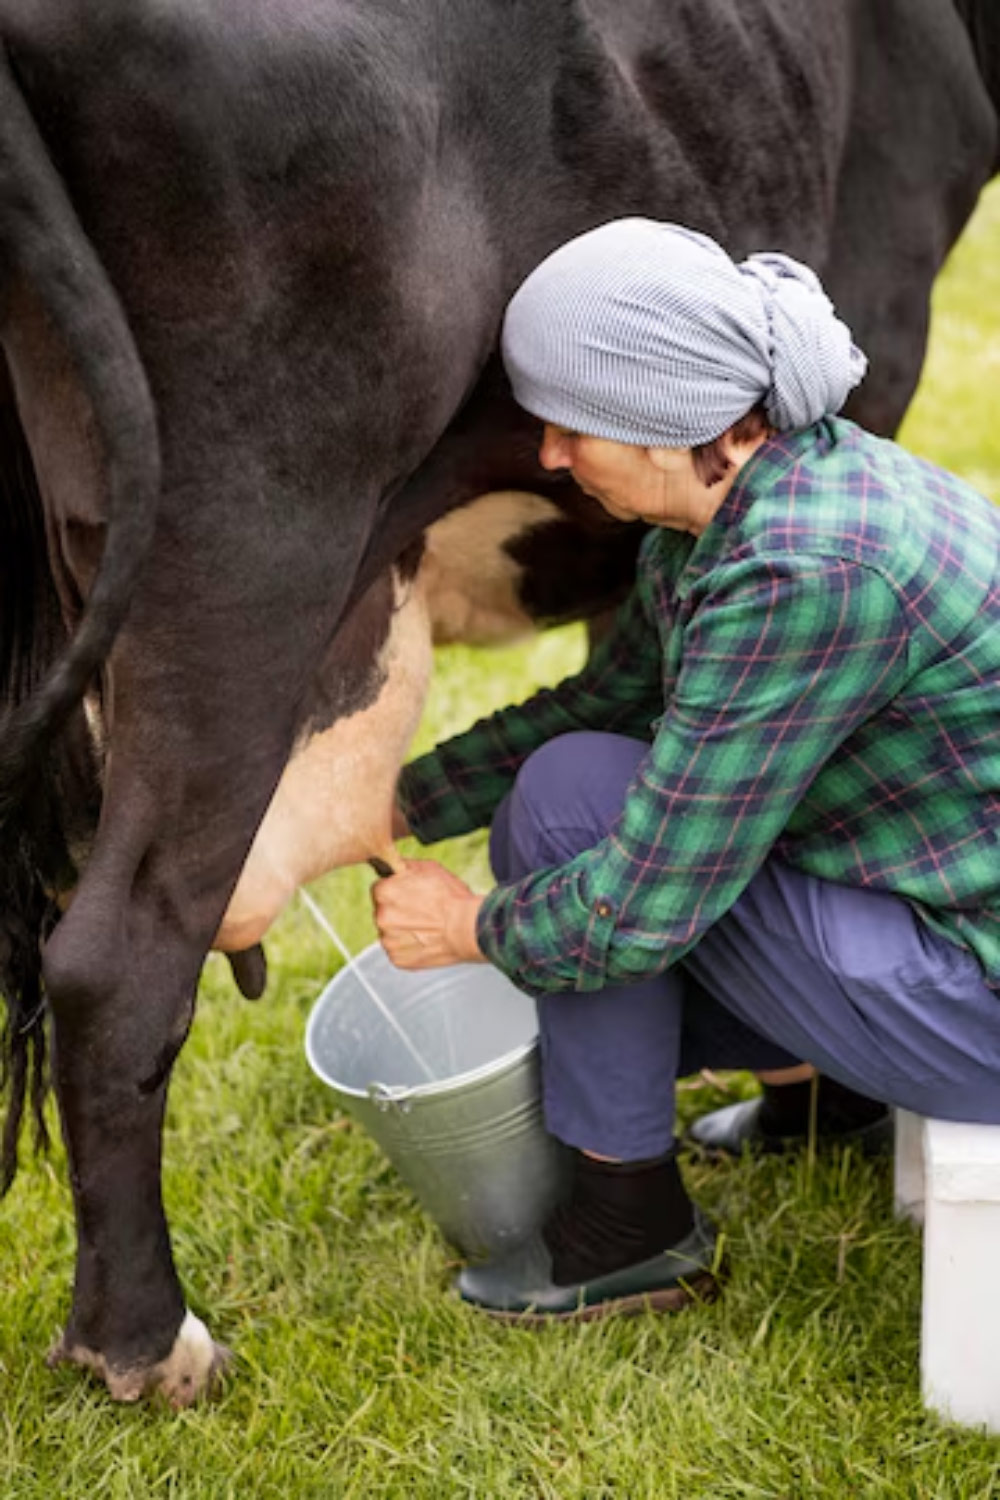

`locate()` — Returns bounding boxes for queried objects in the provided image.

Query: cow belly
[216,577,433,952]
[215,491,555,951]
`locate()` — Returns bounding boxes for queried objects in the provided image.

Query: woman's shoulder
[738,419,999,628]
[741,420,919,571]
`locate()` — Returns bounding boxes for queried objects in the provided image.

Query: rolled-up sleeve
[398,581,664,843]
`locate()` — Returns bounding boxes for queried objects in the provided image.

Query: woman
[372,220,1000,1320]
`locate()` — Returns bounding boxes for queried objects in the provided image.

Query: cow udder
[214,491,559,951]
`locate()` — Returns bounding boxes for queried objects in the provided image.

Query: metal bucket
[305,943,569,1259]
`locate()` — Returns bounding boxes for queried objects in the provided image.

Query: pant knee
[493,732,647,880]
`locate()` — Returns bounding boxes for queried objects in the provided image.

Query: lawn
[2,184,999,1499]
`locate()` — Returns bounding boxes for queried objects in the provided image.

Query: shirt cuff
[474,861,620,994]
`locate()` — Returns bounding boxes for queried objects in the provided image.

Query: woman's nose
[539,425,570,471]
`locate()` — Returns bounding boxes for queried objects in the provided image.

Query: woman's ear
[721,428,772,469]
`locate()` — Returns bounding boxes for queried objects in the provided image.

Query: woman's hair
[691,403,772,487]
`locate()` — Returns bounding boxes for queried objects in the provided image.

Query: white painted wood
[906,1116,1000,1433]
[924,1118,1000,1202]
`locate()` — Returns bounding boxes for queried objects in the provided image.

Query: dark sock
[757,1075,887,1138]
[543,1149,695,1287]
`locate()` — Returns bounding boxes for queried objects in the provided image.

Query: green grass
[900,184,1000,500]
[3,181,1000,1497]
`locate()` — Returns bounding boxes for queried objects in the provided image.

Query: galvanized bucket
[305,942,569,1259]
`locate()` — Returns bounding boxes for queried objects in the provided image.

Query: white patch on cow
[216,490,556,951]
[151,1311,227,1408]
[48,1309,228,1407]
[217,571,433,951]
[422,490,561,645]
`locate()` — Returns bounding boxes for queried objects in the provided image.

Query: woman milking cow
[372,219,1000,1319]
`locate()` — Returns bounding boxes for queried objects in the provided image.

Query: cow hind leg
[41,829,232,1404]
[40,693,305,1403]
[830,13,996,437]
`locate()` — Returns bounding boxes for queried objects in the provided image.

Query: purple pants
[489,732,1000,1159]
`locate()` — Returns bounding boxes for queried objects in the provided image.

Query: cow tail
[0,42,161,1193]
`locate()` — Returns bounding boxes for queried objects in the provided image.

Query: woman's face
[538,425,720,535]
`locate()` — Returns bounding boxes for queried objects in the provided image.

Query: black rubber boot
[685,1075,893,1158]
[457,1149,721,1322]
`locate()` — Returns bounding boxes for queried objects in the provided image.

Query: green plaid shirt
[399,420,1000,995]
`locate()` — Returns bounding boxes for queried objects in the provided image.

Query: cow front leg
[40,823,238,1405]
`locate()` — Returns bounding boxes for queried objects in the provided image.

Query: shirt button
[594,900,613,919]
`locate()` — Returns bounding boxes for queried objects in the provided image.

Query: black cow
[0,0,996,1404]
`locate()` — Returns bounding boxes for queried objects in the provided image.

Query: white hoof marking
[153,1311,229,1408]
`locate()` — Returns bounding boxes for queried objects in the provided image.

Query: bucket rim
[303,944,540,1102]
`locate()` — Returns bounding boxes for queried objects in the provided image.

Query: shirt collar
[675,421,837,591]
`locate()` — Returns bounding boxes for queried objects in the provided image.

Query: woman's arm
[398,580,664,843]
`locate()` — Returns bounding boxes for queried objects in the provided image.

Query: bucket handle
[367,1082,415,1115]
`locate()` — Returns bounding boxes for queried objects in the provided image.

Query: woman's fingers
[371,859,486,967]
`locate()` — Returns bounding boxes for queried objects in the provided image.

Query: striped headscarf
[501,219,867,446]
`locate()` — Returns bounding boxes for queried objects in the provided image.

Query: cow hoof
[48,1311,232,1407]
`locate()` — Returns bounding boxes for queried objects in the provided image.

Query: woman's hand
[372,858,487,969]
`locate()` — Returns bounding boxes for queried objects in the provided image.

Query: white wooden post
[920,1118,1000,1432]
